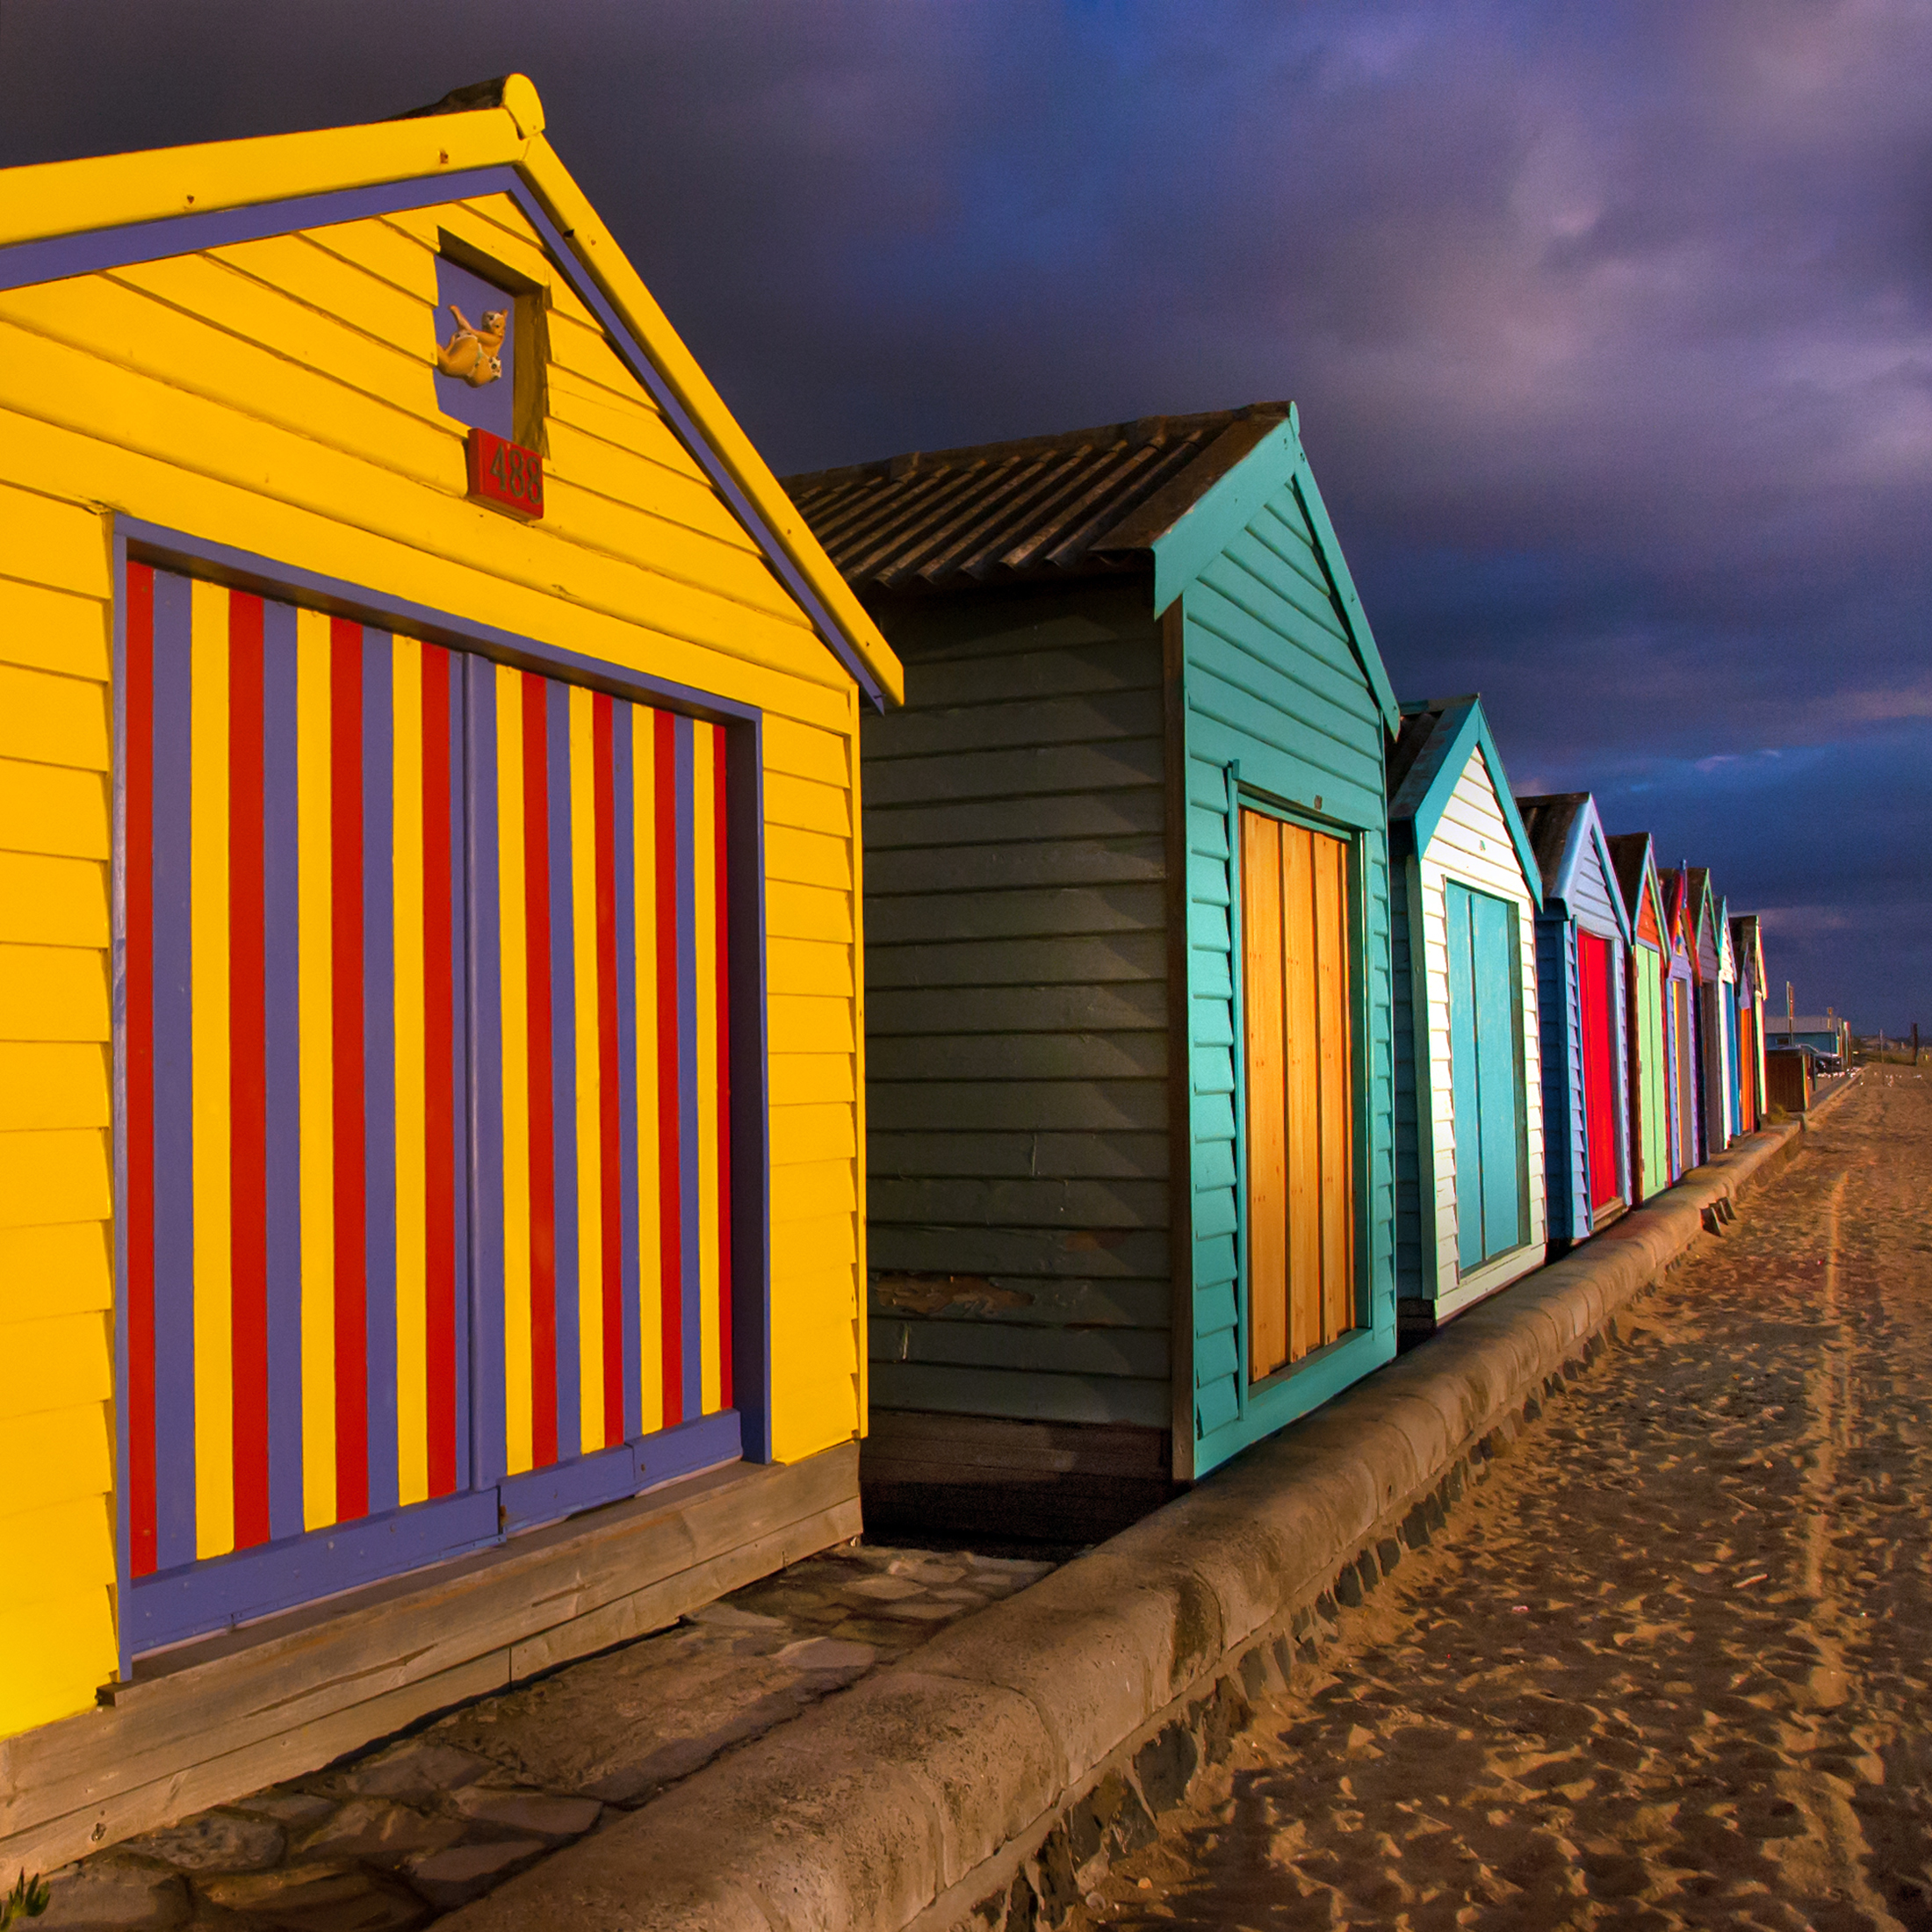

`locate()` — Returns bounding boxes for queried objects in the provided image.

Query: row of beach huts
[0,83,1799,1868]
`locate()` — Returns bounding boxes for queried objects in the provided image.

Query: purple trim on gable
[0,158,886,706]
[260,597,306,1543]
[0,167,518,295]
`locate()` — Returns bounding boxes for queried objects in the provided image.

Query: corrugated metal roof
[782,402,1292,594]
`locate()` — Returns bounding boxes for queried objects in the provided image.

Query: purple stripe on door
[360,630,399,1516]
[673,715,701,1424]
[544,677,581,1460]
[149,569,198,1572]
[610,702,643,1444]
[464,662,506,1482]
[443,652,472,1492]
[259,596,306,1541]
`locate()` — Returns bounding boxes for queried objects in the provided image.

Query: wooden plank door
[1241,811,1355,1381]
[467,664,739,1524]
[1576,929,1620,1213]
[1738,1006,1757,1131]
[1446,882,1528,1271]
[121,566,491,1654]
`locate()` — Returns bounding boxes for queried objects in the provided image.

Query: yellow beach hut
[0,76,898,1870]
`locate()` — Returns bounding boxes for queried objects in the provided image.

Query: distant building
[1767,1015,1851,1059]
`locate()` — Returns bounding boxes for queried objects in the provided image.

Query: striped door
[1240,810,1355,1381]
[120,566,742,1647]
[467,664,736,1516]
[124,568,472,1582]
[1445,883,1527,1271]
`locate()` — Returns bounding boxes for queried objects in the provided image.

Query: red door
[1577,930,1620,1214]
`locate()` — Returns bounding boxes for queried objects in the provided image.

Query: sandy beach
[1079,1076,1932,1931]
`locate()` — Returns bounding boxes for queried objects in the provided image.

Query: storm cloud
[4,0,1926,1024]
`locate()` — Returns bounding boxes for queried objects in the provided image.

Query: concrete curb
[442,1121,1819,1932]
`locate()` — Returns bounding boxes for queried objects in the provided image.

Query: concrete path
[1077,1074,1932,1930]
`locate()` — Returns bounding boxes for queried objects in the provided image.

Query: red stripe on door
[329,619,370,1523]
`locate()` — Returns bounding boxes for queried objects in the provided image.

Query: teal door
[1445,883,1528,1271]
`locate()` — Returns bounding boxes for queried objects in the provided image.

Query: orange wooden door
[1242,811,1355,1381]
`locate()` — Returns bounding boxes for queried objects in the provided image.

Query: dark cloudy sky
[4,1,1927,1030]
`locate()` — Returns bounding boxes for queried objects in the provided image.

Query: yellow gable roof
[0,74,903,706]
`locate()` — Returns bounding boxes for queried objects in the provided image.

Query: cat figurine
[436,305,507,387]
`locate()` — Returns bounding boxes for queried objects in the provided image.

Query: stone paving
[36,1541,1055,1930]
[1076,1075,1932,1932]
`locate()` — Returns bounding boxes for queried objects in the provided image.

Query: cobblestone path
[39,1542,1054,1929]
[1083,1077,1932,1932]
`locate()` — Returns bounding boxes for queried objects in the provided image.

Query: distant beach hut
[785,402,1402,1523]
[1608,834,1672,1201]
[1683,869,1729,1157]
[1515,792,1632,1248]
[1712,893,1741,1147]
[1731,915,1768,1130]
[1660,869,1703,1177]
[1386,696,1545,1337]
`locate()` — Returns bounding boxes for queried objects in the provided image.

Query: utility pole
[1914,1022,1920,1066]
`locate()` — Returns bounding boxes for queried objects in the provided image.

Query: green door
[1445,883,1528,1272]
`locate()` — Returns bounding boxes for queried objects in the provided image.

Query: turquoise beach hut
[1515,792,1633,1248]
[787,401,1402,1527]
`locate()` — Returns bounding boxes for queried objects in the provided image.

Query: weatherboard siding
[861,588,1172,1431]
[0,507,117,1741]
[1398,753,1545,1315]
[1178,473,1396,1471]
[0,191,872,1731]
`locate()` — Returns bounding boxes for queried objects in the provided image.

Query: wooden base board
[0,1443,860,1876]
[861,1411,1179,1543]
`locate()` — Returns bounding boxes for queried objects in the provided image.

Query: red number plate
[465,428,544,519]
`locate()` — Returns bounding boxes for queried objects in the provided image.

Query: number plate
[465,428,545,519]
